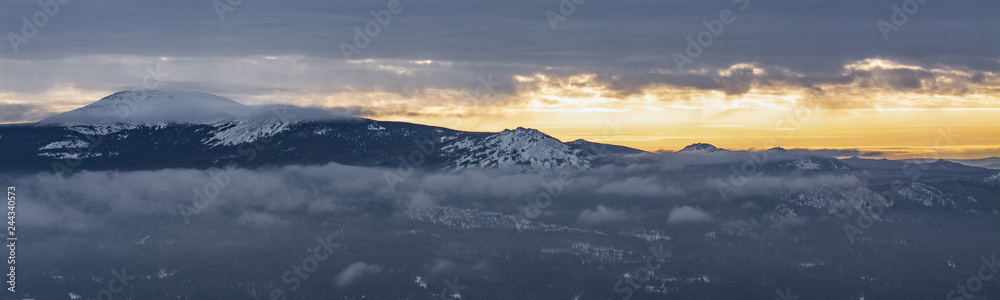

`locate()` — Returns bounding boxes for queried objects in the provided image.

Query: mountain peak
[39,90,341,124]
[441,127,588,172]
[41,90,246,124]
[501,127,543,134]
[679,143,723,153]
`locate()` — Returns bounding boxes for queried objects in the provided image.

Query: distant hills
[1,90,996,173]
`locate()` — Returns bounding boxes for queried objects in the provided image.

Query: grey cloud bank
[0,0,996,113]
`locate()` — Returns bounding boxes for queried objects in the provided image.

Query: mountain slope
[440,127,591,173]
[3,91,616,173]
[39,90,340,124]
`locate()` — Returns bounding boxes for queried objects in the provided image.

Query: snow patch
[203,120,291,147]
[68,123,142,135]
[39,139,89,150]
[985,173,1000,185]
[38,152,102,159]
[441,127,590,173]
[897,182,950,207]
[787,158,821,170]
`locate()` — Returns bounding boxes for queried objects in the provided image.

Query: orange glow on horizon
[3,58,997,160]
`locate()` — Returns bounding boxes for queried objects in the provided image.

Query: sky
[0,0,997,158]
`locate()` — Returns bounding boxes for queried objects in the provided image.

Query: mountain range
[2,90,996,174]
[6,91,1000,300]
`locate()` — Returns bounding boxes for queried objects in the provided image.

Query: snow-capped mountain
[3,90,995,182]
[440,127,591,173]
[2,90,642,173]
[42,90,244,124]
[41,90,343,124]
[678,143,724,153]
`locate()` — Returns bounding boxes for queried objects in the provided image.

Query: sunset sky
[1,0,997,158]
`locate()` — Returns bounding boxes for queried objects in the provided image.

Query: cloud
[405,192,437,211]
[667,206,713,224]
[714,65,757,95]
[4,163,396,230]
[0,103,57,123]
[17,200,93,231]
[593,176,682,198]
[0,0,995,122]
[577,205,631,225]
[429,259,457,274]
[772,215,809,228]
[1,163,567,231]
[335,261,381,287]
[236,211,287,227]
[627,148,882,171]
[706,175,862,198]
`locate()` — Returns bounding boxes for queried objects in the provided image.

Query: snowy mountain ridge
[441,127,591,173]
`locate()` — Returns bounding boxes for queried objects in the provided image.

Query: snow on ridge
[788,158,821,170]
[441,127,590,173]
[38,152,103,159]
[39,139,90,150]
[79,90,236,114]
[407,206,603,235]
[202,120,292,147]
[985,173,1000,185]
[41,90,246,124]
[897,182,951,207]
[67,123,143,135]
[787,185,891,217]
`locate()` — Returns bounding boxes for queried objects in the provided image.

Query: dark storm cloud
[1,0,996,98]
[714,66,756,95]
